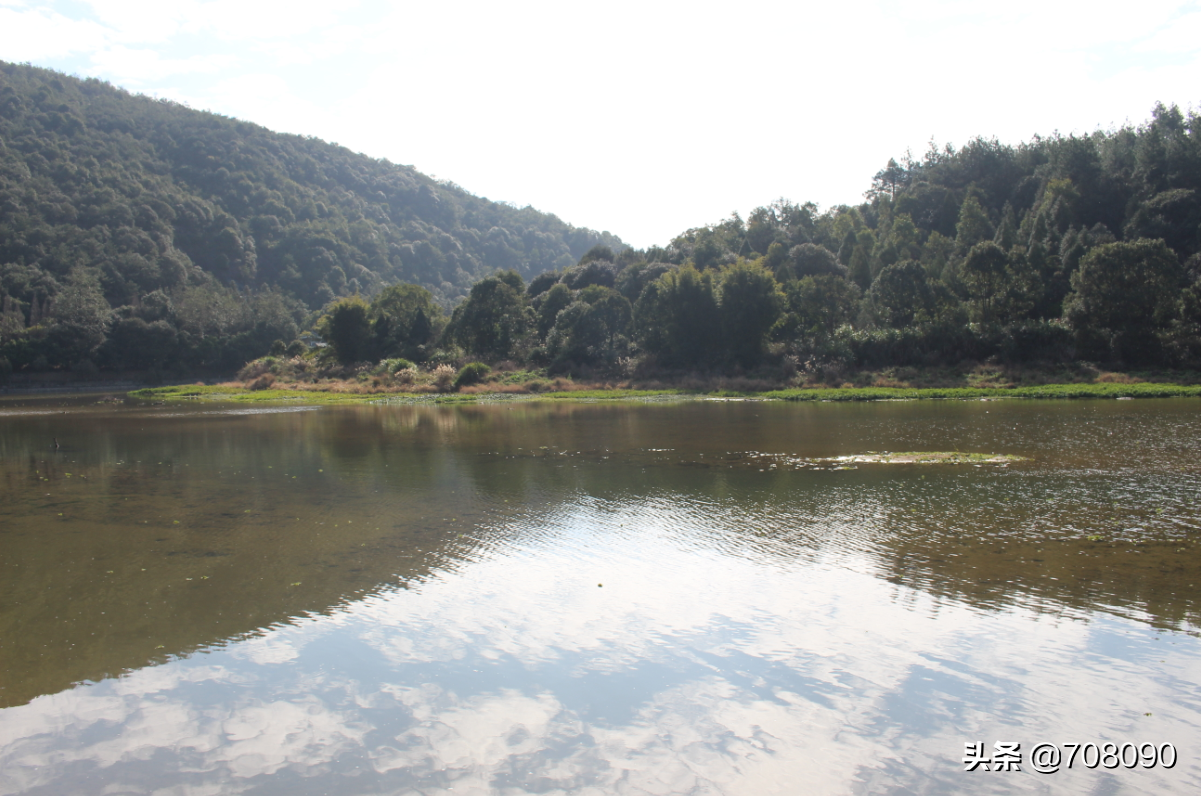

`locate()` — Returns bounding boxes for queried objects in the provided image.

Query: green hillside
[619,101,1200,370]
[417,101,1201,382]
[0,61,622,371]
[3,56,1199,382]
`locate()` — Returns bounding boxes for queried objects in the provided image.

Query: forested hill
[3,53,1200,380]
[0,61,622,370]
[408,101,1198,381]
[607,101,1200,369]
[662,102,1200,290]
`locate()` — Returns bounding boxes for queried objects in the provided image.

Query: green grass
[132,385,691,404]
[129,385,385,404]
[534,389,685,401]
[489,369,548,385]
[131,381,1201,406]
[375,392,524,404]
[760,383,1201,401]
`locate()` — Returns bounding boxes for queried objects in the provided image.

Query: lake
[1,395,1199,794]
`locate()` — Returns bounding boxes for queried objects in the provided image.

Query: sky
[1,0,1199,248]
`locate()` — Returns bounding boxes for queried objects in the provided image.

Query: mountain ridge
[0,61,624,309]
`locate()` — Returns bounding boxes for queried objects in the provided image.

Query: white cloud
[372,688,561,775]
[0,671,367,790]
[78,0,350,43]
[220,697,367,778]
[1134,11,1201,53]
[0,6,109,60]
[231,633,307,665]
[189,0,355,41]
[79,0,192,44]
[89,46,237,85]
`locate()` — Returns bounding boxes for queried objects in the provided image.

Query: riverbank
[111,356,1201,405]
[130,381,1201,405]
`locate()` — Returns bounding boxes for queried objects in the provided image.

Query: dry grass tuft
[460,382,531,394]
[1096,371,1144,384]
[431,364,456,392]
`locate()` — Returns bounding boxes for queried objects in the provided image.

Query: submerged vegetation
[828,452,1027,464]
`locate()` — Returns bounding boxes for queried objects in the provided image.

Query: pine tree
[955,195,993,254]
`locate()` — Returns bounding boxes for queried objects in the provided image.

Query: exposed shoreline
[127,381,1201,405]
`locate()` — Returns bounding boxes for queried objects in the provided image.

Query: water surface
[1,396,1200,794]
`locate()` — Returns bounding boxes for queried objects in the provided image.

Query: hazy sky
[2,1,1199,247]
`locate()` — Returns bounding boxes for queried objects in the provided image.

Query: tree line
[319,102,1201,375]
[2,53,1199,379]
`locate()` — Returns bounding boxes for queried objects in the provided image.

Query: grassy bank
[130,381,1201,405]
[759,382,1201,401]
[125,353,1201,407]
[129,384,686,404]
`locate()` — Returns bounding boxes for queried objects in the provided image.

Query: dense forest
[0,62,622,375]
[310,100,1201,384]
[1,60,1200,383]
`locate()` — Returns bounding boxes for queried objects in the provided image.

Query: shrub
[394,367,418,385]
[248,373,276,390]
[425,348,459,367]
[995,320,1074,364]
[431,363,456,391]
[384,358,415,373]
[453,362,491,389]
[238,358,275,380]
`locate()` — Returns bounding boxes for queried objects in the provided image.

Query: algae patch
[829,451,1027,465]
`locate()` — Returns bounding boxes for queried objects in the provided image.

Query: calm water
[1,395,1200,795]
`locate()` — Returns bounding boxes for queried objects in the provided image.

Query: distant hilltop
[0,61,624,314]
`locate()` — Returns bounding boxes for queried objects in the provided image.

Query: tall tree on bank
[717,261,784,366]
[961,241,1010,324]
[634,265,718,367]
[864,261,937,329]
[1064,239,1184,362]
[318,297,372,365]
[446,271,530,359]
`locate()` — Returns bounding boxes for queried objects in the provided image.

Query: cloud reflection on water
[3,506,1199,795]
[4,399,1201,794]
